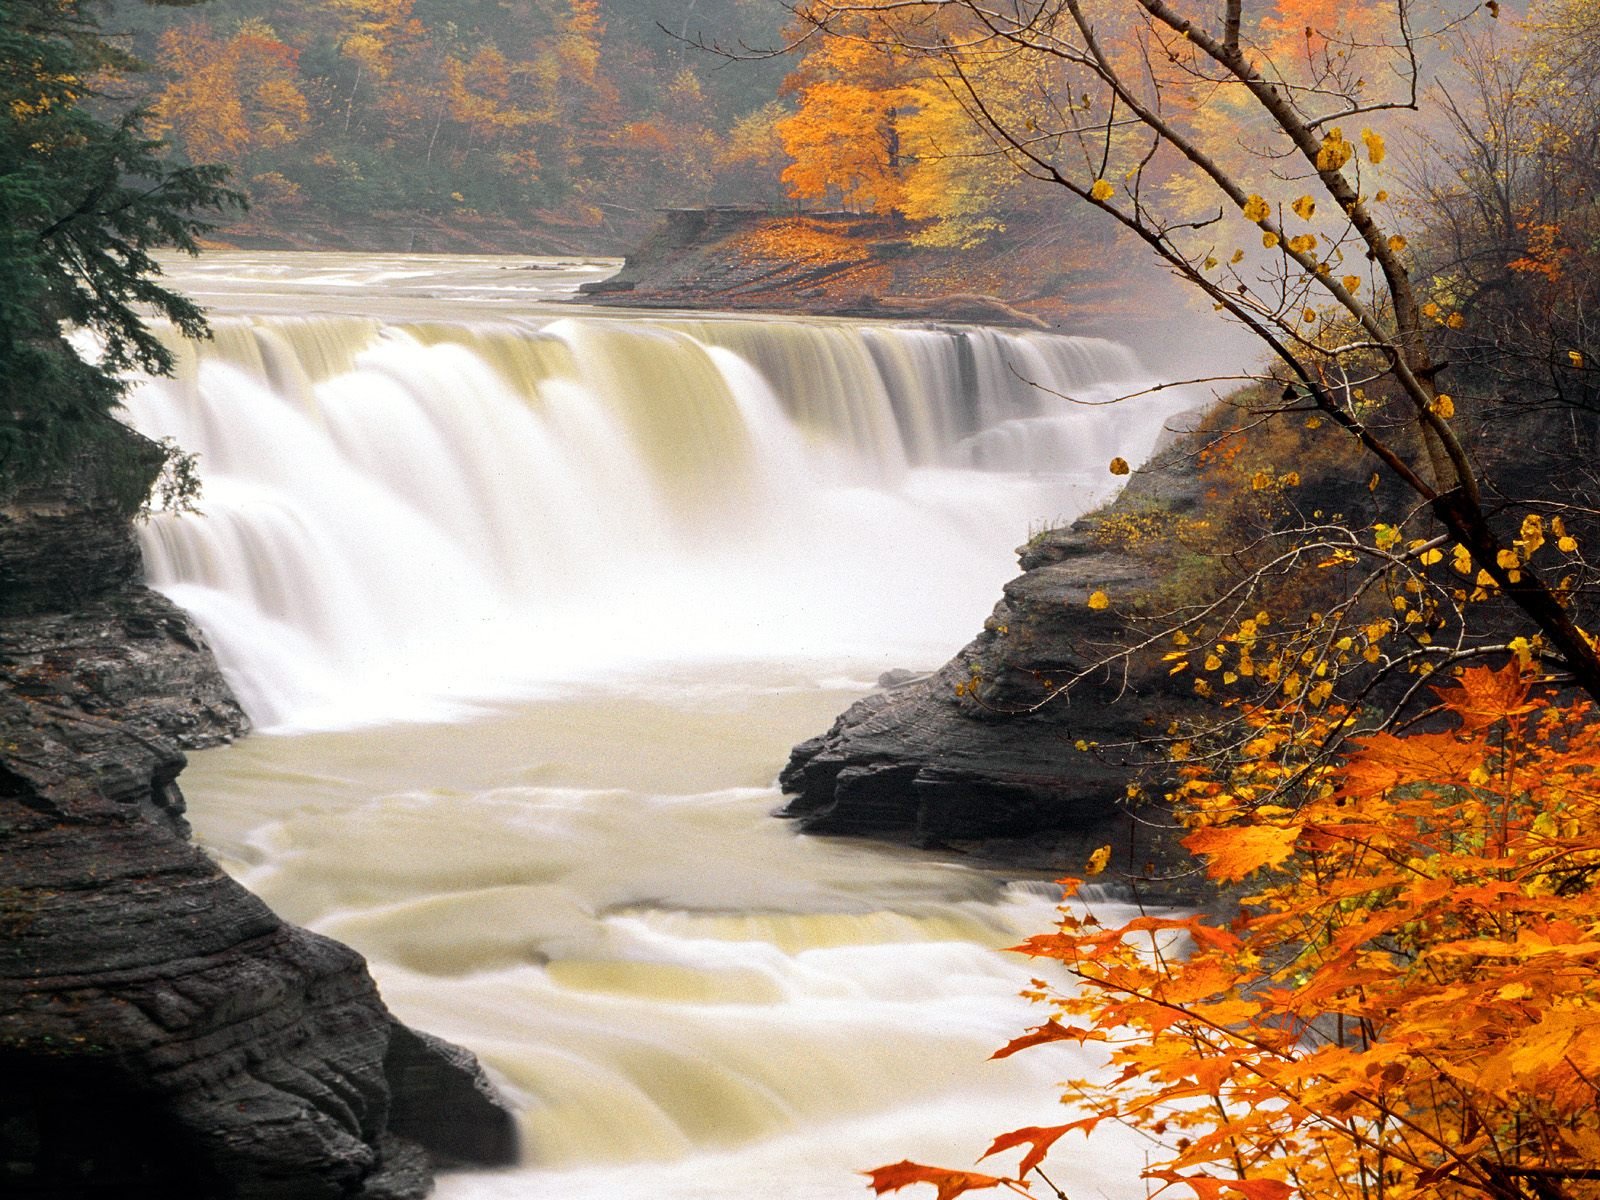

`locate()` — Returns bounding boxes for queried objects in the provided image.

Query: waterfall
[128,256,1200,1200]
[123,307,1188,731]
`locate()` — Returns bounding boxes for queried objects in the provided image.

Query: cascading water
[126,252,1205,1199]
[125,284,1187,732]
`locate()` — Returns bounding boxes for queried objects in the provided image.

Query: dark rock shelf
[1,423,517,1198]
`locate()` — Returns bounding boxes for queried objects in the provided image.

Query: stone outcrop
[1,421,518,1198]
[0,695,518,1198]
[576,206,1180,340]
[778,442,1211,901]
[2,426,247,749]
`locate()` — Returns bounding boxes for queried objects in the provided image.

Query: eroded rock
[1,422,517,1197]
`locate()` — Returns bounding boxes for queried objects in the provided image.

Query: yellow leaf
[1448,312,1466,329]
[1263,230,1280,249]
[1087,590,1109,610]
[1342,274,1362,293]
[1316,127,1353,171]
[1288,233,1317,253]
[1375,188,1389,202]
[1423,301,1440,317]
[1419,547,1443,565]
[1569,350,1585,368]
[1430,394,1455,418]
[1361,127,1386,164]
[1090,178,1114,201]
[1559,535,1578,552]
[1085,844,1111,875]
[1509,636,1533,668]
[1497,548,1521,570]
[1203,255,1217,270]
[1231,248,1245,264]
[1108,456,1130,475]
[1291,194,1316,219]
[1242,194,1271,222]
[1204,654,1222,672]
[1368,472,1380,491]
[1305,414,1322,428]
[1387,234,1408,252]
[1251,470,1272,490]
[1302,308,1317,323]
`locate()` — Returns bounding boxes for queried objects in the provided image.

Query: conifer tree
[0,0,241,495]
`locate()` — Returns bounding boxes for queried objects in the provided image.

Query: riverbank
[0,423,516,1198]
[576,207,1190,343]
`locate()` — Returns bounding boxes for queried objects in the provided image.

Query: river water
[122,251,1199,1198]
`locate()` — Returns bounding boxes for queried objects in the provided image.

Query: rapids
[121,251,1199,1198]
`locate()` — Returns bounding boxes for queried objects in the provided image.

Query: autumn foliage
[871,665,1600,1199]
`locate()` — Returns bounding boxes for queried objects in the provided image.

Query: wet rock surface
[1,424,518,1197]
[0,696,518,1198]
[779,447,1211,902]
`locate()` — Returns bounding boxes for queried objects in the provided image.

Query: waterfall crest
[123,311,1187,730]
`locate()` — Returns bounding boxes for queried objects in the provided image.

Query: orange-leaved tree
[775,0,1600,711]
[871,664,1600,1199]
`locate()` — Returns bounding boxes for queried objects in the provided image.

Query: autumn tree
[770,0,1600,741]
[777,24,917,213]
[872,665,1600,1200]
[1405,4,1600,424]
[152,19,311,166]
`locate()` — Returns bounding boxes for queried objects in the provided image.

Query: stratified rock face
[0,694,518,1200]
[1,423,518,1197]
[0,589,249,750]
[779,454,1209,899]
[1,424,248,748]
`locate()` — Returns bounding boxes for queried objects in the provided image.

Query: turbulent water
[123,251,1206,1198]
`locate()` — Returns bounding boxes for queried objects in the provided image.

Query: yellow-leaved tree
[753,1,1600,1197]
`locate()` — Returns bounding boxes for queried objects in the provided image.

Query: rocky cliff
[0,422,517,1198]
[778,435,1214,902]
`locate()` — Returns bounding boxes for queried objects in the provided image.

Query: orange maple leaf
[990,1018,1103,1059]
[864,1161,1016,1200]
[981,1123,1082,1174]
[1182,823,1302,882]
[1443,663,1540,729]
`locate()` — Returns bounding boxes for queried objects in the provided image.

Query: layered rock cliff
[778,435,1213,902]
[0,422,517,1198]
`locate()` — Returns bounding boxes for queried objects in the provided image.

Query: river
[121,251,1200,1199]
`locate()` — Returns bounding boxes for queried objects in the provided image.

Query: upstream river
[124,251,1196,1198]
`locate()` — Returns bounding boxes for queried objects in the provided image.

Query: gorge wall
[0,423,516,1199]
[777,428,1215,903]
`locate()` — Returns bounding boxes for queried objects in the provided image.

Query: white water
[123,252,1203,1199]
[125,257,1194,732]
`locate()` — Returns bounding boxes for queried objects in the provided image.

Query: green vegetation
[1,0,241,500]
